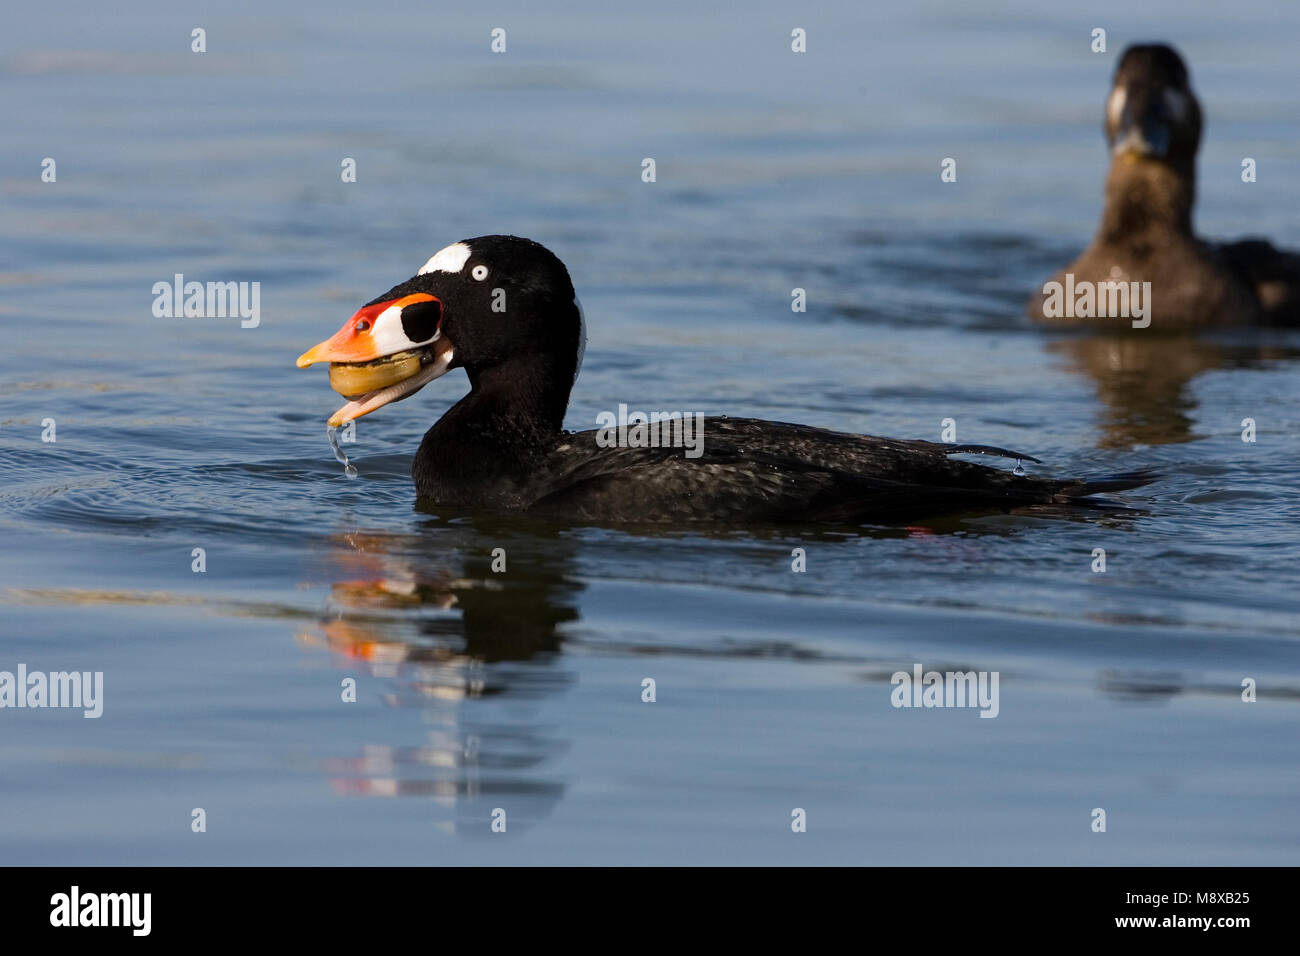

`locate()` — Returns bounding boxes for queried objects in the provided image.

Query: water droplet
[327,425,358,479]
[1013,459,1026,477]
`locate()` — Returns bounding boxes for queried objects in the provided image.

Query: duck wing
[1215,238,1300,324]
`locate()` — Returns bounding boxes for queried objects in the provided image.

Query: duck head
[298,235,584,427]
[1105,44,1202,167]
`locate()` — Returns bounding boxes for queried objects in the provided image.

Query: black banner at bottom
[1,866,1284,940]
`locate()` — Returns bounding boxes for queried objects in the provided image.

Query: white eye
[471,264,489,281]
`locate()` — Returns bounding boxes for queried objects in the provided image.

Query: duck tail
[1060,469,1161,499]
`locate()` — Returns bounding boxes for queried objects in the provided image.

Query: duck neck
[1098,156,1196,247]
[426,352,575,470]
[463,353,573,439]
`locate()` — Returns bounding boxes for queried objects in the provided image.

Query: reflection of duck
[300,235,1156,523]
[298,532,579,825]
[1031,44,1300,327]
[1049,332,1300,449]
[1048,334,1219,448]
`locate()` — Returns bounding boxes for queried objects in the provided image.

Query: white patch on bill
[368,303,409,355]
[418,242,472,276]
[370,304,441,353]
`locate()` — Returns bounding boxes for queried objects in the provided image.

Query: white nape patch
[1164,88,1190,122]
[418,242,472,276]
[1106,87,1127,128]
[573,295,587,386]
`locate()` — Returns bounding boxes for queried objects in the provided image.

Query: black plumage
[378,237,1156,524]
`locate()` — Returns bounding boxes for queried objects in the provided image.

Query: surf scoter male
[1031,43,1300,326]
[300,235,1154,524]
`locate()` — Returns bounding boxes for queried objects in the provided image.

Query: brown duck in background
[1030,44,1300,327]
